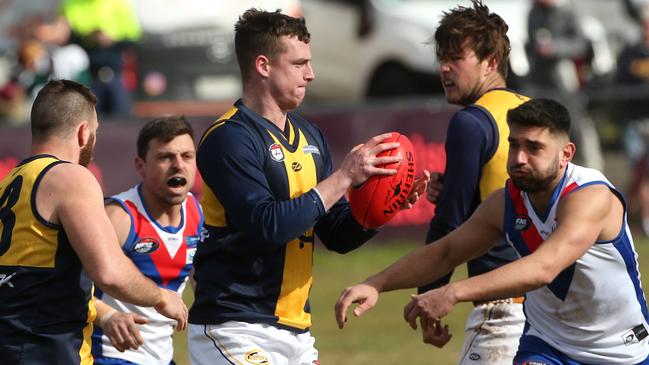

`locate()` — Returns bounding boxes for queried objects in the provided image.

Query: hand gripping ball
[349,132,416,229]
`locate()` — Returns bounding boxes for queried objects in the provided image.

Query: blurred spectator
[35,17,90,84]
[626,0,649,23]
[61,0,141,117]
[0,16,89,125]
[615,3,649,235]
[525,0,603,170]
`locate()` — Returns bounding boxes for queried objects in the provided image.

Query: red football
[349,132,417,229]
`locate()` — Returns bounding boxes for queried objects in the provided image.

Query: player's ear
[77,121,90,148]
[485,55,498,75]
[560,141,576,167]
[255,55,271,78]
[134,156,145,178]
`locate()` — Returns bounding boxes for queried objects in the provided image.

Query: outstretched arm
[404,184,614,330]
[334,190,505,328]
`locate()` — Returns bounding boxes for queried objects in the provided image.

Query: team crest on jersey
[269,143,285,162]
[303,144,320,155]
[133,237,160,254]
[514,215,531,231]
[185,235,199,248]
[244,350,269,364]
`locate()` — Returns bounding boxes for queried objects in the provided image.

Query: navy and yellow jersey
[474,89,529,200]
[190,99,375,332]
[0,154,95,364]
[423,89,528,290]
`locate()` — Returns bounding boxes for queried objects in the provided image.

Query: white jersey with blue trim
[504,163,649,364]
[92,185,204,365]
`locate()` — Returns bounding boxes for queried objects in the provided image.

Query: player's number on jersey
[0,176,22,256]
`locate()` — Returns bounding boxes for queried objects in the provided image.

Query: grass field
[171,235,649,364]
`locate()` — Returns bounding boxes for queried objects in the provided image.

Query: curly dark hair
[234,8,310,82]
[434,0,511,78]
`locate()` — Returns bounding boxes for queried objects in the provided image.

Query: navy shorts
[0,329,90,364]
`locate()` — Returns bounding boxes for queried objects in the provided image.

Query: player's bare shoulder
[558,183,613,214]
[36,162,104,225]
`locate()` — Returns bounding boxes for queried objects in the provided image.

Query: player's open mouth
[167,176,187,187]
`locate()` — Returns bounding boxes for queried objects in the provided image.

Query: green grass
[172,236,649,364]
[309,242,471,365]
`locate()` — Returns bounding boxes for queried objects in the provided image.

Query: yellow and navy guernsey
[0,155,95,364]
[190,99,376,332]
[424,89,529,288]
[474,89,529,201]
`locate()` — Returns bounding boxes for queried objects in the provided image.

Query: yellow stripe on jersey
[285,118,295,144]
[80,294,97,365]
[202,181,227,227]
[474,89,529,201]
[0,156,60,268]
[198,106,238,145]
[199,109,237,227]
[275,234,313,329]
[268,129,318,329]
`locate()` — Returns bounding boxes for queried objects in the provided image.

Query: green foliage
[172,237,649,364]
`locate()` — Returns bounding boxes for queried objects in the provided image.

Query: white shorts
[189,321,319,365]
[457,300,526,365]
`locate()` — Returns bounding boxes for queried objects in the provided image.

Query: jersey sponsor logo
[269,143,285,162]
[185,235,199,248]
[539,222,557,236]
[0,272,16,288]
[186,248,196,265]
[291,162,302,172]
[622,324,648,346]
[514,215,531,231]
[133,237,161,254]
[469,353,480,361]
[244,350,269,364]
[303,145,320,155]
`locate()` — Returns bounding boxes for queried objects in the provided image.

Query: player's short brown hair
[137,116,195,159]
[30,79,97,142]
[234,8,310,82]
[435,0,511,78]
